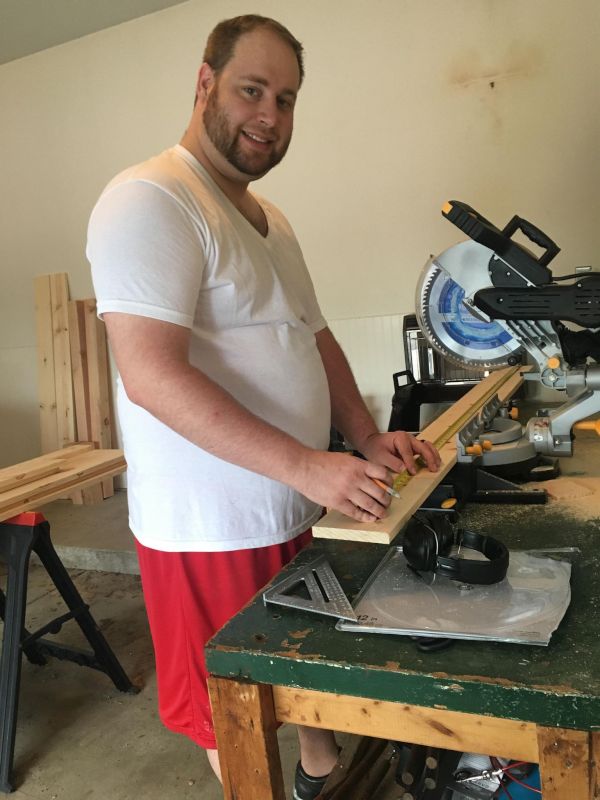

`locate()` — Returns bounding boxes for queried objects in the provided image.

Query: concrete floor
[1,493,307,799]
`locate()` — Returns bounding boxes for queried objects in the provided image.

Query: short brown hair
[203,14,304,86]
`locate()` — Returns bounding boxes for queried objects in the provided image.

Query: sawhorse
[0,512,137,793]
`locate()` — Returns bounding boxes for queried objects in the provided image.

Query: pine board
[0,447,126,522]
[49,273,75,447]
[34,275,58,453]
[68,300,104,503]
[83,298,114,497]
[313,366,528,544]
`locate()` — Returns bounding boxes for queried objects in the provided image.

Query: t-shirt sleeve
[87,179,206,328]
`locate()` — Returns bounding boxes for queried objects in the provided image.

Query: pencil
[372,478,401,499]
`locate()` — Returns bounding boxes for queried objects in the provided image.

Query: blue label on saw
[439,279,511,350]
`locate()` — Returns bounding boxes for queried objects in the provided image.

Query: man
[87,14,440,799]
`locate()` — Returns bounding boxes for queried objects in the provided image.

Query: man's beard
[203,86,289,177]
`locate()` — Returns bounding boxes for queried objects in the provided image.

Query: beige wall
[1,0,599,464]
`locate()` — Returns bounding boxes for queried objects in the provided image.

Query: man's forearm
[103,313,396,522]
[315,327,378,452]
[126,360,314,487]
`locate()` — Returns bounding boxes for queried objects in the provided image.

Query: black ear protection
[402,513,509,585]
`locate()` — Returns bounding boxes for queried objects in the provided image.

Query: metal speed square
[263,555,358,622]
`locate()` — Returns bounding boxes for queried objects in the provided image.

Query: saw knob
[509,406,520,420]
[465,444,483,456]
[574,419,600,436]
[481,439,493,451]
[547,356,561,370]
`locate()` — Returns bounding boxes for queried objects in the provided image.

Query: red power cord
[490,756,541,797]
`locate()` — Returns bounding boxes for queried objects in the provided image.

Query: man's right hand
[294,450,393,522]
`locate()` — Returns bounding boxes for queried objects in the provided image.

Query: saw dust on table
[524,476,600,521]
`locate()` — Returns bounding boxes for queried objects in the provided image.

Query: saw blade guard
[416,244,523,370]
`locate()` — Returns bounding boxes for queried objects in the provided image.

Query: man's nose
[256,97,278,127]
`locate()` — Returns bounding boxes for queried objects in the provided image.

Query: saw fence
[314,365,529,544]
[34,272,118,505]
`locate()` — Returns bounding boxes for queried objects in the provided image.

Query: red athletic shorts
[135,529,312,749]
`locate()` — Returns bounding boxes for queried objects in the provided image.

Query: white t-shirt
[87,145,330,551]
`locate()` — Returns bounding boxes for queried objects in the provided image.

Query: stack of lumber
[34,273,117,504]
[313,365,528,545]
[0,444,126,523]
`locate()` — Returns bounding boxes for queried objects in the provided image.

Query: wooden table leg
[208,676,285,800]
[590,732,600,799]
[537,726,590,799]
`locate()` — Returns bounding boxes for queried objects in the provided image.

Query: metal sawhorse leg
[0,512,138,793]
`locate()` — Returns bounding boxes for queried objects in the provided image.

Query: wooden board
[83,299,114,498]
[68,300,104,504]
[0,444,95,480]
[314,366,527,544]
[273,686,540,763]
[536,726,590,800]
[209,677,285,800]
[34,275,58,453]
[49,273,75,448]
[0,446,126,522]
[35,273,83,502]
[68,300,91,443]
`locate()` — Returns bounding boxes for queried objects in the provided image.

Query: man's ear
[196,63,216,102]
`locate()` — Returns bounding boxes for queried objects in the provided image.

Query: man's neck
[179,133,268,236]
[179,131,249,208]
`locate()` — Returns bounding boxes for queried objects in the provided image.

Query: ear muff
[402,513,455,571]
[402,513,509,585]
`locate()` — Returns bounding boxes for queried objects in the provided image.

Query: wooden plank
[68,300,103,504]
[0,460,126,522]
[49,273,75,447]
[34,275,58,453]
[273,686,539,763]
[314,366,528,544]
[419,365,526,448]
[537,726,590,799]
[68,300,90,442]
[590,731,600,799]
[0,449,126,519]
[0,454,126,522]
[208,677,285,800]
[0,444,96,510]
[84,299,114,498]
[0,463,61,494]
[314,443,458,544]
[0,444,95,481]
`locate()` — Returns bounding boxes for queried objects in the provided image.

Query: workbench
[206,439,600,800]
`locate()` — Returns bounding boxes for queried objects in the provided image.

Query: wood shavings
[524,477,600,521]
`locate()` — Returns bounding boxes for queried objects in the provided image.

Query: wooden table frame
[209,677,600,799]
[207,436,600,800]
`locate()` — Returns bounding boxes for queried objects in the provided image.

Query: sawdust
[533,478,594,501]
[460,475,600,528]
[522,476,600,521]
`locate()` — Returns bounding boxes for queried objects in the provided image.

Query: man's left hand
[359,431,441,476]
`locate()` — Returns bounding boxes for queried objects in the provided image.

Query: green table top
[206,449,600,731]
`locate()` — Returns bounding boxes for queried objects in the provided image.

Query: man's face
[201,28,300,179]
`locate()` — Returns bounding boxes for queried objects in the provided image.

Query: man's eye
[243,86,259,98]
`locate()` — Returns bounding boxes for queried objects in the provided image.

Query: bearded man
[87,14,439,799]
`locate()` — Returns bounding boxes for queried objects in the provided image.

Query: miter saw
[414,200,600,488]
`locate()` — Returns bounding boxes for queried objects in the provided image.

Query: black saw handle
[442,200,560,285]
[501,214,560,267]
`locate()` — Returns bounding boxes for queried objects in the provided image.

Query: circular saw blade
[416,245,521,370]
